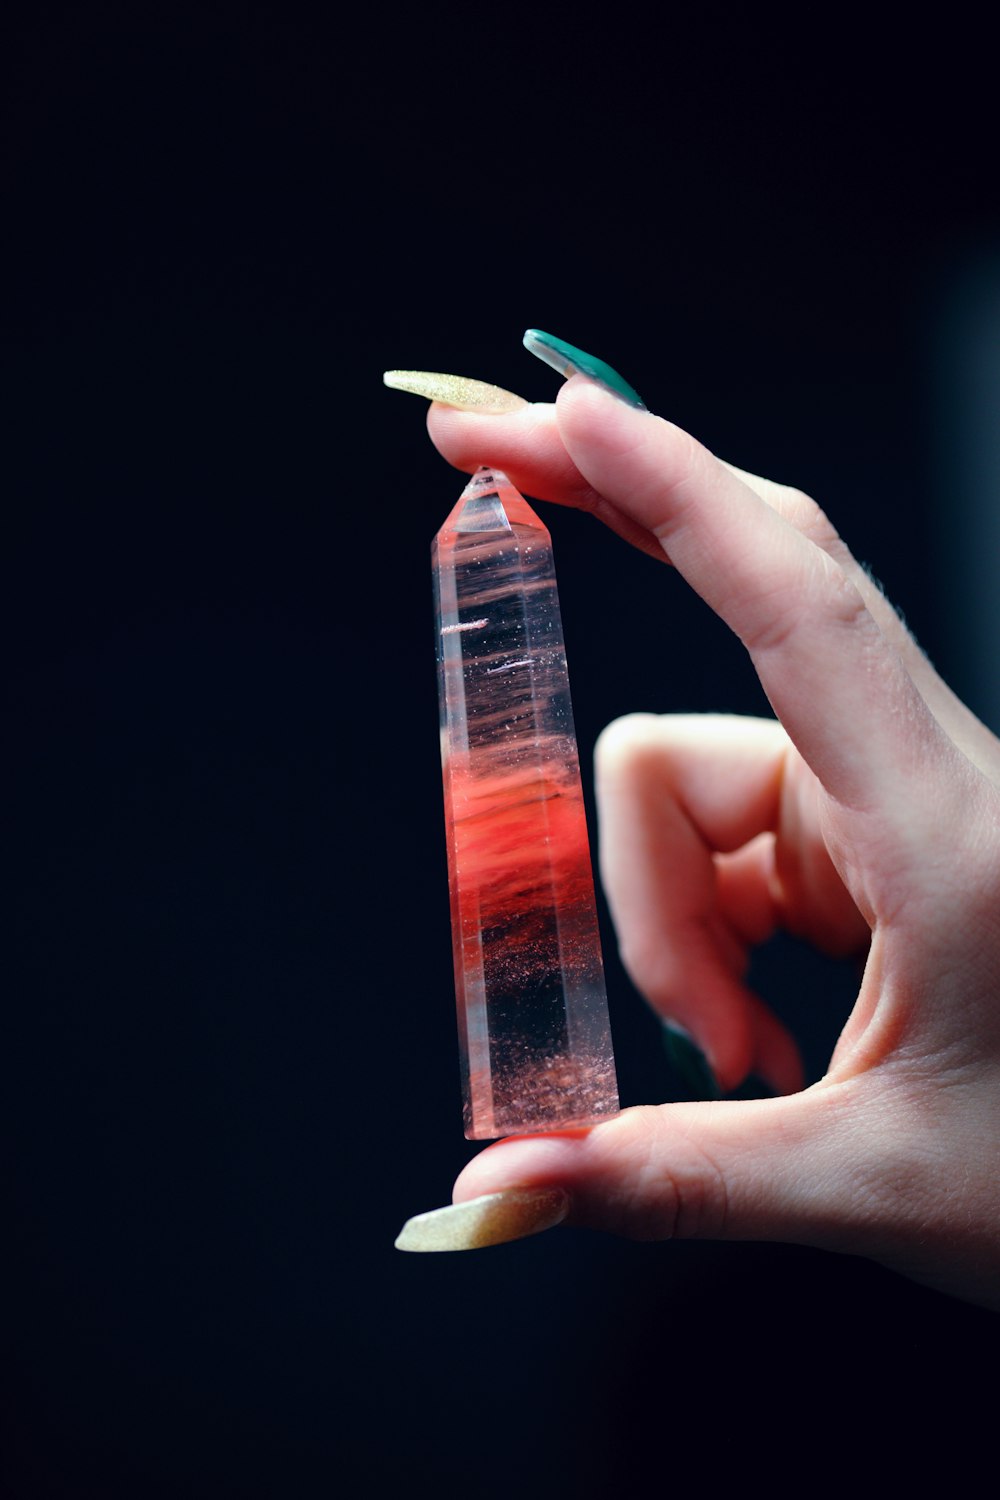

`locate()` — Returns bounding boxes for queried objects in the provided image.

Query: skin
[426,377,1000,1311]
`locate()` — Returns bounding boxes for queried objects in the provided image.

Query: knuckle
[647,426,710,542]
[747,551,868,657]
[669,423,709,488]
[823,560,871,631]
[594,712,665,777]
[595,711,660,753]
[602,1110,730,1241]
[779,486,843,549]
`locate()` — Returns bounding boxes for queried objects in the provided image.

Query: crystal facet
[433,467,620,1140]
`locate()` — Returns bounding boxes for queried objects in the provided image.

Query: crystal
[433,466,620,1140]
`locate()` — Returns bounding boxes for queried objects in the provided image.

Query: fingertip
[555,372,666,436]
[555,371,644,433]
[555,377,703,536]
[424,398,476,450]
[425,399,602,514]
[452,1131,591,1206]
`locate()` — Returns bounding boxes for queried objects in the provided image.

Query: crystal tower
[433,467,620,1139]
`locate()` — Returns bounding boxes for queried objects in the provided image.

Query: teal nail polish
[662,1022,722,1102]
[522,329,646,410]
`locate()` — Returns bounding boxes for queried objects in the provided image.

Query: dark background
[4,4,998,1494]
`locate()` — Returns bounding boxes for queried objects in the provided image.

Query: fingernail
[662,1021,722,1101]
[383,370,528,413]
[522,329,646,409]
[394,1187,569,1253]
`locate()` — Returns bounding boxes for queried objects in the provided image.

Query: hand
[406,368,1000,1311]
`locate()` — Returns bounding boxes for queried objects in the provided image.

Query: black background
[4,4,998,1494]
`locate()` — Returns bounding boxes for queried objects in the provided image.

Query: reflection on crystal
[433,467,620,1139]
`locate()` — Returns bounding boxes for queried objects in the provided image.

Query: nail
[522,330,646,409]
[383,371,528,413]
[662,1021,722,1101]
[394,1187,569,1253]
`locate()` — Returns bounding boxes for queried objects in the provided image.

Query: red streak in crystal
[445,757,595,945]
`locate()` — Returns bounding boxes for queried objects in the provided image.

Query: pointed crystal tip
[453,468,510,534]
[445,466,545,537]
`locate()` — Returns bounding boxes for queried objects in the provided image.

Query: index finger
[552,378,953,822]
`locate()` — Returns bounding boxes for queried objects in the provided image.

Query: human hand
[391,341,1000,1311]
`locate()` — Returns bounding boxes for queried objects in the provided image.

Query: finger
[598,712,789,853]
[596,712,806,1090]
[450,1088,855,1249]
[597,712,868,953]
[425,402,666,560]
[714,832,866,957]
[557,379,954,822]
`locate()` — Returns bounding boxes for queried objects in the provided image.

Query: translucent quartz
[433,466,620,1139]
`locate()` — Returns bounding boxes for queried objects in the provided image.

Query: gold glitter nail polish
[383,371,528,413]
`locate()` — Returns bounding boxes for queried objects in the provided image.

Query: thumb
[452,1091,857,1249]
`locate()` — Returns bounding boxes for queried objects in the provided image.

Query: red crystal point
[432,468,620,1139]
